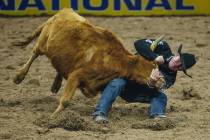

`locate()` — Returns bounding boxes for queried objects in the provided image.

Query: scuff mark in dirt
[131,116,187,131]
[34,110,111,133]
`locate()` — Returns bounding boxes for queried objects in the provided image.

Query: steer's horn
[150,35,165,51]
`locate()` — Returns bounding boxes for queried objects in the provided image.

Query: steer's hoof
[51,87,59,95]
[13,74,25,84]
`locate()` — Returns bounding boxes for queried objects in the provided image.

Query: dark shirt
[134,39,177,89]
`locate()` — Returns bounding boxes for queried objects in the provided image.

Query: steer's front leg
[51,70,81,118]
[51,73,63,95]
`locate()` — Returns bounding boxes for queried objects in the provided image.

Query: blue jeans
[93,78,167,118]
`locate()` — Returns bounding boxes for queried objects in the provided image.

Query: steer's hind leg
[51,73,63,95]
[13,52,39,84]
[51,70,80,118]
[13,28,47,85]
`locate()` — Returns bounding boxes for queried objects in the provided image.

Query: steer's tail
[13,23,45,47]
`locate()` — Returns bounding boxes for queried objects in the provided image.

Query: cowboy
[92,37,196,123]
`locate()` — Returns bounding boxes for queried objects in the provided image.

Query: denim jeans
[93,78,167,118]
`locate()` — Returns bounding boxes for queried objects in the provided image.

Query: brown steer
[13,9,165,117]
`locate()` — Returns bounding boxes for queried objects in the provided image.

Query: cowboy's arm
[134,39,173,64]
[134,40,158,61]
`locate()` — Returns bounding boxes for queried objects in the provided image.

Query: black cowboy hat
[178,44,196,78]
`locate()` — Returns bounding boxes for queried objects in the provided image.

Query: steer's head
[132,58,166,89]
[149,36,166,89]
[130,36,166,88]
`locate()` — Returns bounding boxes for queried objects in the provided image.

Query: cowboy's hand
[148,68,164,87]
[154,55,164,65]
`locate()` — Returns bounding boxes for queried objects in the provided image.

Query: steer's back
[35,8,127,79]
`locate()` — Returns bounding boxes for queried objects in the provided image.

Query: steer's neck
[125,55,155,85]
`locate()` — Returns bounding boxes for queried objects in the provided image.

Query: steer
[13,8,165,117]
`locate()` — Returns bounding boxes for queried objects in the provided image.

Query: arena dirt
[0,15,210,140]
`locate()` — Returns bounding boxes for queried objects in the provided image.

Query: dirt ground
[0,15,210,140]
